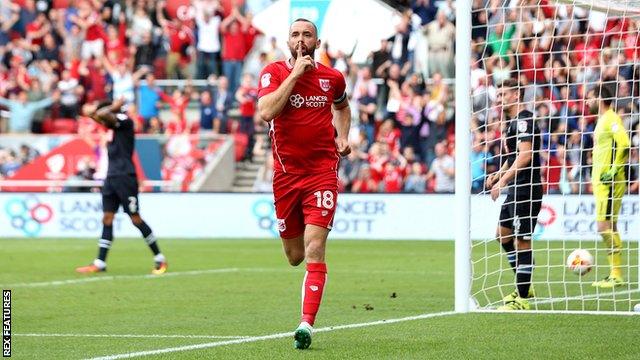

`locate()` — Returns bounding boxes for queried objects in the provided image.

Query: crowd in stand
[469,0,639,195]
[0,0,263,136]
[1,0,639,194]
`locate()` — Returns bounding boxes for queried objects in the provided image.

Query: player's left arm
[333,73,351,157]
[333,97,351,157]
[495,141,532,188]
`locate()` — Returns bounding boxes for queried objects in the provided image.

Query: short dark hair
[498,78,523,101]
[291,18,318,37]
[598,82,617,106]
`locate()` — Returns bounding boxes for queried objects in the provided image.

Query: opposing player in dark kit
[486,79,542,311]
[76,99,167,275]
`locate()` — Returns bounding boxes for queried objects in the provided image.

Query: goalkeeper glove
[600,167,618,182]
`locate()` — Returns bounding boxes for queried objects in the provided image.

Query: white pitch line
[3,268,241,288]
[86,311,457,360]
[2,267,428,288]
[531,288,640,306]
[480,288,640,311]
[14,333,248,339]
[477,309,640,316]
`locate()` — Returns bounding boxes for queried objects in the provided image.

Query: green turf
[472,240,640,310]
[1,238,638,359]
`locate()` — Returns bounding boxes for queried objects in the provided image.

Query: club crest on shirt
[261,73,271,88]
[319,79,331,92]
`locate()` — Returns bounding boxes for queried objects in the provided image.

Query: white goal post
[456,0,640,313]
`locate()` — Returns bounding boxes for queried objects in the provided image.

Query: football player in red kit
[257,18,351,350]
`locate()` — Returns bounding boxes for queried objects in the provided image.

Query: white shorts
[81,39,104,60]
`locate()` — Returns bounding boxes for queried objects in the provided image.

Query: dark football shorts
[102,175,140,215]
[499,185,543,240]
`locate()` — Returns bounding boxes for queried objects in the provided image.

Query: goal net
[467,0,640,312]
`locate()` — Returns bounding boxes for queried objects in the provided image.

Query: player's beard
[290,43,316,59]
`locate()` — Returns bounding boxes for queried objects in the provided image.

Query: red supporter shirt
[84,61,107,102]
[238,86,258,117]
[258,60,347,174]
[26,22,44,46]
[166,23,194,54]
[105,22,128,59]
[520,45,545,83]
[222,31,247,61]
[159,92,189,124]
[383,167,403,193]
[85,13,104,41]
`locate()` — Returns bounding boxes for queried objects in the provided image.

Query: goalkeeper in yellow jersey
[591,83,631,289]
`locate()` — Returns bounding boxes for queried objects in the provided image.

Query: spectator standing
[199,88,217,132]
[487,20,516,60]
[103,56,149,105]
[470,137,490,193]
[157,1,194,79]
[63,24,85,61]
[0,2,19,47]
[79,58,108,103]
[412,0,438,26]
[159,87,192,134]
[0,90,59,133]
[37,34,60,63]
[72,0,106,60]
[136,73,161,127]
[220,7,251,95]
[194,1,223,79]
[25,12,51,48]
[369,39,392,79]
[133,31,159,70]
[129,2,153,46]
[236,73,258,161]
[425,141,454,193]
[212,76,233,133]
[422,10,455,77]
[387,18,410,67]
[57,69,82,118]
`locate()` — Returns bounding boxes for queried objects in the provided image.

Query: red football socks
[301,262,327,326]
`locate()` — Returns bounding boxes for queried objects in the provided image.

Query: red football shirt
[238,86,258,117]
[222,31,247,61]
[258,60,347,174]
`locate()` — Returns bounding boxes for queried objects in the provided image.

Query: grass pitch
[1,238,638,359]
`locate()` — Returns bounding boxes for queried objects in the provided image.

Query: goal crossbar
[554,0,640,15]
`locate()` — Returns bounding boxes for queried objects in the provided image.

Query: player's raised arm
[83,99,125,128]
[258,43,314,121]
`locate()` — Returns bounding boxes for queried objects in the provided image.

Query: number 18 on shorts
[273,171,339,239]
